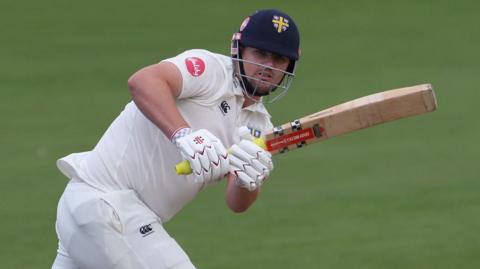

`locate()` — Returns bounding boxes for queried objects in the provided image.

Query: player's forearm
[128,63,188,138]
[225,174,259,213]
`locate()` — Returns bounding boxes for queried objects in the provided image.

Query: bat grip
[175,137,266,175]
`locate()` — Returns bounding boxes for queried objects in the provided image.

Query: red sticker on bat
[185,57,205,77]
[266,128,315,151]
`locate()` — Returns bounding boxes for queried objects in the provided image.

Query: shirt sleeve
[162,49,227,101]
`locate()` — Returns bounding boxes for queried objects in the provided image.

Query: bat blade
[265,83,437,155]
[175,83,437,174]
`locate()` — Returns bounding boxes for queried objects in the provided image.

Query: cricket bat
[175,83,437,174]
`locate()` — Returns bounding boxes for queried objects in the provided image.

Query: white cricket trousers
[52,179,196,269]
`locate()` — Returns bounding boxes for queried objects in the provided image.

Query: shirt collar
[242,100,271,117]
[232,77,245,96]
[232,77,271,117]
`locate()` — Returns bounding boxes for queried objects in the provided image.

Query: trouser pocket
[99,189,160,235]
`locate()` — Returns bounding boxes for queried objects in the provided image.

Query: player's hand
[174,129,229,183]
[229,139,274,191]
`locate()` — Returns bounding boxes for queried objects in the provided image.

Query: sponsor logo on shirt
[139,224,154,237]
[219,100,231,115]
[185,57,205,77]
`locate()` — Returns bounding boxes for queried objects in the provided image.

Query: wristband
[170,127,192,147]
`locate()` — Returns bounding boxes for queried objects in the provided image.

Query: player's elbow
[127,65,157,97]
[227,203,251,213]
[127,72,142,95]
[226,195,256,213]
[127,71,155,104]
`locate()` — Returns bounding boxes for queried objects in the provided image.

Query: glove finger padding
[230,156,258,192]
[229,140,274,191]
[203,131,229,157]
[250,158,270,178]
[238,140,274,171]
[176,129,229,183]
[229,153,262,180]
[235,172,258,191]
[204,131,229,181]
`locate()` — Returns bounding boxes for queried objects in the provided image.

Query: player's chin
[252,82,275,95]
[254,87,274,96]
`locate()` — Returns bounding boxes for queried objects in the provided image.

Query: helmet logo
[185,57,205,77]
[272,16,289,33]
[240,17,250,32]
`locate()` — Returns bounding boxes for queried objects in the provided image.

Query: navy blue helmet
[237,9,300,61]
[231,9,300,102]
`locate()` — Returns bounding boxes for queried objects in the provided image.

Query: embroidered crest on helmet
[272,15,289,33]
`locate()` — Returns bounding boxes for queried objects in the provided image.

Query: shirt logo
[139,224,154,237]
[219,101,231,115]
[185,57,205,77]
[272,16,289,33]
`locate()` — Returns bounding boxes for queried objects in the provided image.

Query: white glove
[229,139,274,191]
[174,128,229,183]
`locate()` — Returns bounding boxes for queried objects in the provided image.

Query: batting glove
[229,139,274,191]
[173,128,229,184]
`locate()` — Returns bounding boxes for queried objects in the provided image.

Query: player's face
[241,47,290,94]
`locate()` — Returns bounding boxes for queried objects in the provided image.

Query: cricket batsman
[52,9,300,269]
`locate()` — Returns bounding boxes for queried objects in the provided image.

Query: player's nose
[263,55,275,67]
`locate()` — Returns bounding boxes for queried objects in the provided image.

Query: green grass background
[1,0,479,268]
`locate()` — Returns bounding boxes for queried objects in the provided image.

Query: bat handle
[175,137,266,175]
[175,160,193,175]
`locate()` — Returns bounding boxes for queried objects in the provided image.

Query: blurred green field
[1,0,479,268]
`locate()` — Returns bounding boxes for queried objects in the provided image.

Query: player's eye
[273,54,289,64]
[254,49,268,57]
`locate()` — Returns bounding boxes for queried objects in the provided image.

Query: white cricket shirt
[57,49,273,223]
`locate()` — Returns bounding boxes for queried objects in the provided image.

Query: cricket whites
[176,83,438,174]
